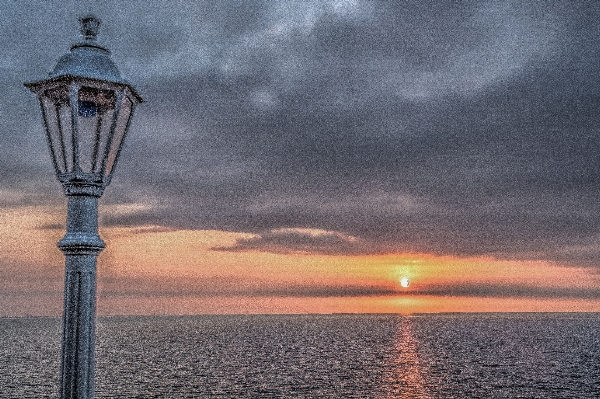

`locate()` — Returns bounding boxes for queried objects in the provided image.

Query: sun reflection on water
[382,317,431,399]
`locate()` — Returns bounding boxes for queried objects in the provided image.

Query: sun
[400,277,410,288]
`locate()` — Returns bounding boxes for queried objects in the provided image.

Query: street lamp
[25,16,142,399]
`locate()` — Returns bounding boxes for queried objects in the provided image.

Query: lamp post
[25,16,142,399]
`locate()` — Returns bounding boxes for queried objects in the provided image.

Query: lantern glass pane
[58,103,74,173]
[41,95,67,174]
[104,95,132,177]
[94,107,115,173]
[41,87,75,174]
[76,87,116,174]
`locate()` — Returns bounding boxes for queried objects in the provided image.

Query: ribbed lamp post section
[25,16,143,399]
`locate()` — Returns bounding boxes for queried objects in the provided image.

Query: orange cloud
[2,211,600,316]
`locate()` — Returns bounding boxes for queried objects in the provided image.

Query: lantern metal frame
[25,27,143,195]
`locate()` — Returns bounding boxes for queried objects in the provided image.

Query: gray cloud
[213,227,367,255]
[97,275,600,300]
[6,1,600,267]
[98,276,399,299]
[414,283,600,300]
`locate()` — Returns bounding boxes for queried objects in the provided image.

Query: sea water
[1,313,599,398]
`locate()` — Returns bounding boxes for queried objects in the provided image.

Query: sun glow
[400,277,410,288]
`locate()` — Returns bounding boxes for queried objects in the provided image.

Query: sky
[2,0,600,315]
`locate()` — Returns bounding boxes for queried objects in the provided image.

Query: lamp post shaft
[58,193,105,399]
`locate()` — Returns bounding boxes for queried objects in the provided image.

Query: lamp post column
[24,15,143,398]
[57,184,105,399]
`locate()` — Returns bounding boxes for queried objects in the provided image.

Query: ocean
[1,313,599,398]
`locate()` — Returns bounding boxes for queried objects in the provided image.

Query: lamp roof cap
[48,16,133,88]
[25,16,143,103]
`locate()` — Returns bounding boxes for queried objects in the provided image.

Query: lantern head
[25,16,143,196]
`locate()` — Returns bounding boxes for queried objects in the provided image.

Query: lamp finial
[79,15,101,42]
